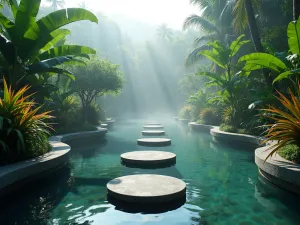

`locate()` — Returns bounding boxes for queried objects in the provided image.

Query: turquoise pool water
[1,119,300,225]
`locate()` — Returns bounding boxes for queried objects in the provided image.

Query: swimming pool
[1,119,300,225]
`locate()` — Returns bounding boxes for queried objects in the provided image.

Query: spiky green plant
[262,88,300,161]
[0,79,53,165]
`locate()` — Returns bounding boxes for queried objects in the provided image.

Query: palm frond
[185,45,211,67]
[183,14,218,34]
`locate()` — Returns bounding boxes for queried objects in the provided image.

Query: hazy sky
[61,0,199,29]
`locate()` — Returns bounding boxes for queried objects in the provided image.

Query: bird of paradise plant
[261,86,300,161]
[0,78,53,165]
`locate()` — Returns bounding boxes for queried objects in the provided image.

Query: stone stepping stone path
[107,174,186,203]
[100,123,108,128]
[142,130,165,136]
[137,138,171,147]
[121,151,176,167]
[145,122,162,126]
[143,125,164,130]
[106,120,186,208]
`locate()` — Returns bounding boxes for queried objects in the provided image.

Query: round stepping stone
[137,138,171,147]
[121,151,176,167]
[143,125,164,130]
[107,174,186,203]
[142,130,165,136]
[101,123,108,128]
[145,122,162,126]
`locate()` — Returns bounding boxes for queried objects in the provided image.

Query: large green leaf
[28,56,72,71]
[0,12,15,29]
[24,8,98,40]
[196,71,226,86]
[288,17,300,54]
[198,49,227,69]
[0,33,15,65]
[7,0,18,19]
[272,71,293,83]
[37,45,96,61]
[14,0,41,39]
[239,53,287,71]
[40,29,71,52]
[229,34,250,57]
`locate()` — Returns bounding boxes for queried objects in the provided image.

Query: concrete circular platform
[142,130,165,136]
[121,151,176,167]
[145,122,162,126]
[107,174,186,203]
[137,138,171,147]
[101,123,108,128]
[143,125,164,130]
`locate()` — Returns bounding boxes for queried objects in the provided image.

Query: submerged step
[137,138,171,147]
[107,174,186,203]
[142,130,165,136]
[121,151,176,167]
[143,125,164,130]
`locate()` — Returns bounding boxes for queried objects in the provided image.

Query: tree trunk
[294,0,300,20]
[244,0,273,86]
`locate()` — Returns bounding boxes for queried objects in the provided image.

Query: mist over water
[45,5,202,118]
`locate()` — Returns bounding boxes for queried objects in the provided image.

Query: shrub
[199,108,219,125]
[261,87,300,160]
[84,103,105,125]
[220,124,237,133]
[278,144,300,163]
[51,95,80,128]
[179,105,193,120]
[0,80,52,165]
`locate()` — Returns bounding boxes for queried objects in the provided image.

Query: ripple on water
[1,119,300,225]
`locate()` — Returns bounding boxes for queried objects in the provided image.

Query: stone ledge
[210,127,263,147]
[255,146,300,195]
[0,128,107,195]
[179,119,190,124]
[189,122,215,133]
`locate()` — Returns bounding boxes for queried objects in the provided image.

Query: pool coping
[255,145,300,195]
[0,128,107,195]
[210,127,263,147]
[188,122,216,133]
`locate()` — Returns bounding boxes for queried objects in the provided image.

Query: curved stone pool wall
[0,129,107,196]
[188,123,300,195]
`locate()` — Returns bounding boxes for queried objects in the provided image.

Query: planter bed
[0,128,107,197]
[255,145,300,195]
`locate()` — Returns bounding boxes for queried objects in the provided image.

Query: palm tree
[294,0,300,20]
[156,24,173,42]
[78,1,87,9]
[47,0,65,11]
[183,0,234,66]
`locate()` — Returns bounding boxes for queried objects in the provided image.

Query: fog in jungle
[36,0,207,119]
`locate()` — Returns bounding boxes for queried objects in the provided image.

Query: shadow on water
[107,195,186,214]
[122,165,183,179]
[121,160,176,169]
[0,165,74,225]
[256,172,300,215]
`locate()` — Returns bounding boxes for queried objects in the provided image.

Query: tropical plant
[199,108,219,125]
[183,0,234,66]
[196,35,250,112]
[187,89,209,121]
[239,17,300,85]
[0,0,98,89]
[70,58,124,123]
[47,0,65,11]
[179,105,193,120]
[261,86,300,161]
[0,79,52,165]
[157,23,173,42]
